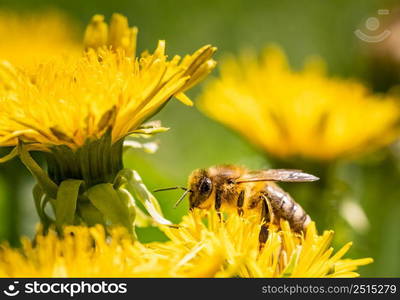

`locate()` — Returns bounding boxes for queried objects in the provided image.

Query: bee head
[188,168,213,209]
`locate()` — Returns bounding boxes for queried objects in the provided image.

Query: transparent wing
[237,169,319,183]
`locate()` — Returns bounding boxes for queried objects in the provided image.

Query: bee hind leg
[259,224,269,247]
[258,194,274,249]
[261,194,275,225]
[237,190,245,216]
[215,188,223,221]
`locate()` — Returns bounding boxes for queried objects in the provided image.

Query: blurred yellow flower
[0,211,372,277]
[0,10,80,70]
[83,14,138,57]
[199,47,400,161]
[0,14,216,150]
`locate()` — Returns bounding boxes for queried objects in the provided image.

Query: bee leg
[258,195,273,250]
[215,188,223,221]
[262,194,275,225]
[237,190,245,216]
[259,225,269,250]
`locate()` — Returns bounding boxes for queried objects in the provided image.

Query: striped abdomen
[264,184,311,232]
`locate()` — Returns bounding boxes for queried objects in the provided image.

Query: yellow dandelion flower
[0,13,216,234]
[0,224,224,278]
[83,14,138,57]
[199,46,400,161]
[0,10,80,70]
[0,211,371,277]
[0,13,216,150]
[162,210,373,277]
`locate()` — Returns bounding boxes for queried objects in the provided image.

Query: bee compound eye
[200,177,212,194]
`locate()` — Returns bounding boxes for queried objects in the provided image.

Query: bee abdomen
[265,185,311,232]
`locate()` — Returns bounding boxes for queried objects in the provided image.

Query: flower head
[83,14,138,57]
[199,46,400,161]
[0,211,372,277]
[0,13,216,234]
[0,14,216,150]
[0,224,224,277]
[162,210,372,277]
[0,10,80,70]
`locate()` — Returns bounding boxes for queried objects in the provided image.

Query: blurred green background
[1,0,400,277]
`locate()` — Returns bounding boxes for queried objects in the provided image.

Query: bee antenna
[174,189,192,208]
[153,186,187,192]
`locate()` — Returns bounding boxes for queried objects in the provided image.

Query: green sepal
[113,173,154,227]
[0,147,18,163]
[134,205,155,227]
[38,195,56,227]
[116,188,136,220]
[85,183,133,233]
[32,184,51,228]
[18,141,58,199]
[77,202,105,226]
[123,140,159,154]
[127,126,169,136]
[45,195,56,213]
[116,188,138,240]
[46,130,123,187]
[116,120,169,143]
[55,179,83,230]
[116,169,173,226]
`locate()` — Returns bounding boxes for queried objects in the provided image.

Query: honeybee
[155,165,318,242]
